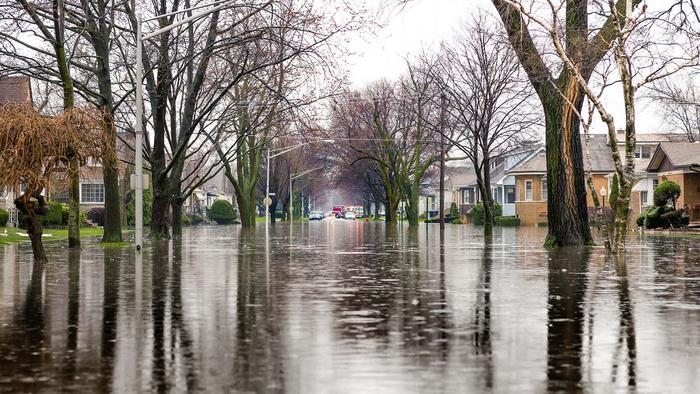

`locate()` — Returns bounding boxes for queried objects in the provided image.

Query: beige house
[507,135,614,226]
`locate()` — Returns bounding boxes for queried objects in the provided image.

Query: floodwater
[0,222,699,393]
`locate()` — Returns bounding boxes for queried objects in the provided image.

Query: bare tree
[649,77,700,142]
[509,0,700,252]
[432,15,538,236]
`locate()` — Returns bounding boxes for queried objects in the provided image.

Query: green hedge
[208,200,237,224]
[654,180,681,208]
[495,216,520,226]
[127,188,152,226]
[470,203,502,225]
[0,209,8,227]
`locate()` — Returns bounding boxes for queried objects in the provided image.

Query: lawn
[0,227,106,245]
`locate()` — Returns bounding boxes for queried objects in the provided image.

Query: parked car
[344,211,357,220]
[309,211,324,221]
[335,211,345,219]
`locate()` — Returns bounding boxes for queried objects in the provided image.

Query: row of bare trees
[491,0,700,252]
[0,0,366,242]
[328,16,537,233]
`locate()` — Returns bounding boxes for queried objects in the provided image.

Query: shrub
[636,210,647,227]
[127,188,152,226]
[609,174,619,210]
[654,180,681,208]
[0,208,8,227]
[42,201,64,226]
[191,214,205,225]
[495,216,520,226]
[182,215,192,226]
[208,200,236,224]
[449,202,459,218]
[470,202,502,225]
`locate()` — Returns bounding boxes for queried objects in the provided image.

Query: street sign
[263,197,272,206]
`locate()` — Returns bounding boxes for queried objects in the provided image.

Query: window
[81,183,104,203]
[640,190,649,206]
[525,180,533,201]
[652,178,659,191]
[542,179,548,201]
[635,146,651,159]
[505,186,516,204]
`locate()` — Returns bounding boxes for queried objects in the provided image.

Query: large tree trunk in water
[543,85,592,248]
[385,193,399,225]
[68,157,80,248]
[151,185,171,238]
[406,188,420,227]
[171,199,184,238]
[236,191,255,228]
[15,196,48,264]
[101,116,122,242]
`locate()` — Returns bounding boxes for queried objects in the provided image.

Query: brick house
[646,142,700,224]
[1,75,134,226]
[507,135,614,226]
[0,76,33,225]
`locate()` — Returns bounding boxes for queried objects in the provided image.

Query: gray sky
[346,0,670,135]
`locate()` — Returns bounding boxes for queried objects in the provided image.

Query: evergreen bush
[127,188,152,226]
[208,200,237,224]
[654,180,681,208]
[470,202,502,226]
[0,208,8,227]
[495,216,520,226]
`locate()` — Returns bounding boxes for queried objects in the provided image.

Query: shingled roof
[507,134,616,175]
[647,142,700,171]
[0,76,32,106]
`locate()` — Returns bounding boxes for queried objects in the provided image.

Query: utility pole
[439,94,447,230]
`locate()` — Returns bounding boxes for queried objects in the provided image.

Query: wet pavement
[0,222,699,393]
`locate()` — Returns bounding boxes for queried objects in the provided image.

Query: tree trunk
[386,191,399,225]
[406,187,420,227]
[101,114,122,243]
[171,198,184,238]
[15,196,48,264]
[68,157,80,247]
[543,87,593,248]
[151,187,171,238]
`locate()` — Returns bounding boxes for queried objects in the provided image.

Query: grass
[0,227,128,245]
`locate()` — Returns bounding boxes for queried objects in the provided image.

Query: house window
[652,178,659,190]
[505,186,515,204]
[542,179,548,201]
[635,146,651,159]
[640,190,648,206]
[525,180,533,201]
[81,183,104,203]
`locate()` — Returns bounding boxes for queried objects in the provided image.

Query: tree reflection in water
[547,247,588,391]
[233,227,286,393]
[473,235,493,389]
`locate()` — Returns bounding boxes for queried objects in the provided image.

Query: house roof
[506,134,615,175]
[0,76,32,105]
[446,166,477,187]
[647,142,700,171]
[615,132,687,143]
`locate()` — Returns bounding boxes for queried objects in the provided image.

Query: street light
[289,167,323,222]
[264,139,334,225]
[600,186,607,208]
[133,0,237,251]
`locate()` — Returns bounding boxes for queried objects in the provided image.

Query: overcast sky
[345,0,669,135]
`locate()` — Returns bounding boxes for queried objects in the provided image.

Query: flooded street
[1,222,699,393]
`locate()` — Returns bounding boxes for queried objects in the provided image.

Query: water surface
[1,223,699,393]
